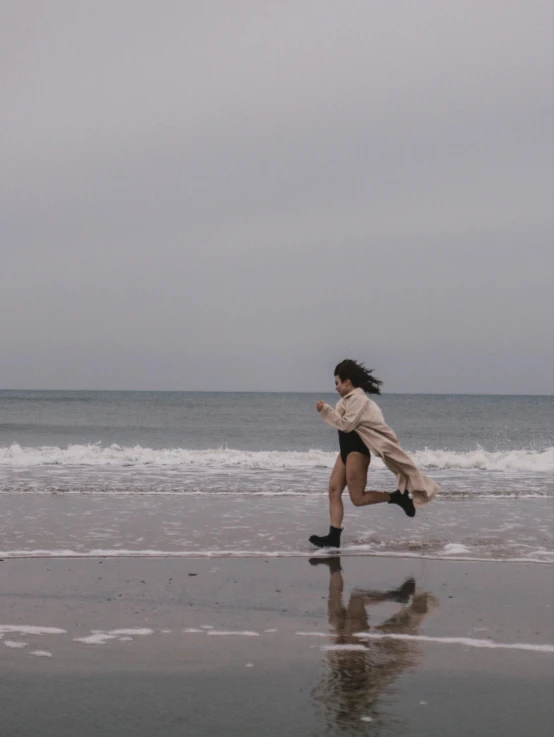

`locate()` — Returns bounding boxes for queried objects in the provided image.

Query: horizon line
[0,388,552,397]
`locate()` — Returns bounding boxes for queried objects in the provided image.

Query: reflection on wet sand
[310,557,438,735]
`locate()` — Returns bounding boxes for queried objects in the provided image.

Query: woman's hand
[316,400,325,412]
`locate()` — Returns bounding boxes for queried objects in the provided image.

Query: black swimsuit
[338,430,371,465]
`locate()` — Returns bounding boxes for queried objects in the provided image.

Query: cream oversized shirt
[319,387,438,507]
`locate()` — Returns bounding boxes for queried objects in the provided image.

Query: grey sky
[2,1,552,393]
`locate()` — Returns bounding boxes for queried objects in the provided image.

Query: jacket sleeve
[319,395,366,432]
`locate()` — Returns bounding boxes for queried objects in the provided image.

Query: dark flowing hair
[334,359,382,395]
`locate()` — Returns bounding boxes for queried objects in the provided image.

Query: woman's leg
[328,453,347,528]
[309,455,347,548]
[345,453,390,507]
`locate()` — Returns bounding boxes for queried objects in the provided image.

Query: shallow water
[1,494,551,563]
[1,391,552,562]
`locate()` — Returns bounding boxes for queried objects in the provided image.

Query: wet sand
[1,555,552,736]
[2,492,552,562]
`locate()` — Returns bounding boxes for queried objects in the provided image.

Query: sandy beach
[1,392,552,735]
[1,554,552,736]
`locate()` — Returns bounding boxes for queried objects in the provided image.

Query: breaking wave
[1,444,552,473]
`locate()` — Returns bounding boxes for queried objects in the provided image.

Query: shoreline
[1,550,553,563]
[1,493,552,564]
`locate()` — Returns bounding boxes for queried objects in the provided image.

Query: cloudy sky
[2,1,552,393]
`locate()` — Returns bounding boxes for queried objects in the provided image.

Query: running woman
[310,359,439,548]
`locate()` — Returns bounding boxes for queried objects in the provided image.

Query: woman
[310,359,439,548]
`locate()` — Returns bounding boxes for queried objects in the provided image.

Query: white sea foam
[442,543,471,556]
[74,628,154,645]
[109,628,153,636]
[0,625,66,635]
[413,448,554,473]
[4,641,27,648]
[29,650,52,657]
[1,548,552,563]
[299,631,554,653]
[73,634,115,645]
[207,630,260,636]
[296,632,329,637]
[1,443,552,473]
[354,633,554,653]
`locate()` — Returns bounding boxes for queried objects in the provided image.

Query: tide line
[353,632,554,653]
[0,549,552,564]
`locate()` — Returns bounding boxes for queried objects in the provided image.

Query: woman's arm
[317,394,366,432]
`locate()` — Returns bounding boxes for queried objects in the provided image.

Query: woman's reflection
[310,557,437,734]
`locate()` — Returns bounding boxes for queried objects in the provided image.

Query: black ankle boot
[387,578,416,603]
[309,526,342,548]
[309,556,342,573]
[388,489,416,518]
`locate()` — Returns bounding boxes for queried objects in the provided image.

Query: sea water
[0,391,552,562]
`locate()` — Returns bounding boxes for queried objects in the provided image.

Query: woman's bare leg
[309,456,347,547]
[345,453,391,507]
[328,454,347,528]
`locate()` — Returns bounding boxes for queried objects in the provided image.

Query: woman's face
[334,375,354,397]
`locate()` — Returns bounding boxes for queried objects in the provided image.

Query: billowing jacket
[319,388,439,507]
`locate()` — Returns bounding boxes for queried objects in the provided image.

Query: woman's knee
[348,491,365,507]
[328,481,344,499]
[346,476,366,506]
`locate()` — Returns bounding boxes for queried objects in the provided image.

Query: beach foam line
[1,443,552,473]
[0,549,552,564]
[3,625,552,655]
[207,630,260,636]
[0,625,66,635]
[296,631,554,654]
[0,490,551,500]
[353,632,554,653]
[74,628,154,645]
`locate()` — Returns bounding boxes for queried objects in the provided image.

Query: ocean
[1,391,552,563]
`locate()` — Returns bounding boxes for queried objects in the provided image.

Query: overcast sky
[2,1,552,393]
